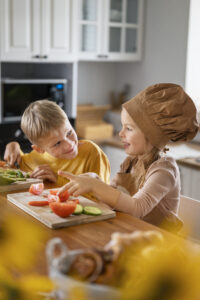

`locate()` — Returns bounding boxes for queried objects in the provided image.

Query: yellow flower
[0,270,54,300]
[0,214,48,270]
[19,275,55,300]
[117,238,200,300]
[0,264,21,300]
[68,286,92,300]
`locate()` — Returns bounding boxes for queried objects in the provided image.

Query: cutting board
[0,178,43,192]
[7,190,116,229]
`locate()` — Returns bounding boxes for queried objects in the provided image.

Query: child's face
[35,120,78,159]
[119,108,153,156]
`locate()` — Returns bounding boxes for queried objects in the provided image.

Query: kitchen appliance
[0,78,74,156]
[1,78,67,123]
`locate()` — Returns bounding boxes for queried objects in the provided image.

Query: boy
[4,100,110,186]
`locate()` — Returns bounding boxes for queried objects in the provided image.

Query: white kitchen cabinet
[178,165,193,197]
[100,145,126,179]
[73,0,144,61]
[178,164,200,201]
[0,0,73,62]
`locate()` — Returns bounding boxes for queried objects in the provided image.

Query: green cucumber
[83,206,102,216]
[73,204,83,215]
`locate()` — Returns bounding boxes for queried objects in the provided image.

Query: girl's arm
[57,171,120,208]
[58,160,176,218]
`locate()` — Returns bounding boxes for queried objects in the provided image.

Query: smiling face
[33,120,78,159]
[119,108,153,156]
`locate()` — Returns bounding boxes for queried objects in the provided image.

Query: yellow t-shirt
[20,140,110,186]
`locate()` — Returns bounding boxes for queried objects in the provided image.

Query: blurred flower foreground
[0,212,54,300]
[1,209,200,300]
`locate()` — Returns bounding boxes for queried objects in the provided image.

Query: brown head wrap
[123,83,199,149]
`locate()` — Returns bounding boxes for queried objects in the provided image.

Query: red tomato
[49,201,76,218]
[47,194,60,203]
[59,189,70,202]
[70,198,80,204]
[0,160,7,167]
[49,189,59,195]
[29,183,44,195]
[28,200,49,206]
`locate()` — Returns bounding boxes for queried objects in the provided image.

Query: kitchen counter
[96,136,200,170]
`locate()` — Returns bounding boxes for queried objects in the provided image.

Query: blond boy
[4,100,110,186]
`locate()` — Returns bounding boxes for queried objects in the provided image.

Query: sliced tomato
[70,198,80,204]
[59,189,70,202]
[49,189,59,195]
[0,161,7,167]
[47,194,60,203]
[29,183,44,195]
[28,200,49,206]
[49,201,76,218]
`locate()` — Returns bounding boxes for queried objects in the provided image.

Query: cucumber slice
[83,206,102,216]
[73,204,83,215]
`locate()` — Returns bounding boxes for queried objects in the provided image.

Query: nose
[63,138,73,150]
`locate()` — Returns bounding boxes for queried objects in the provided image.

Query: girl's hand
[4,142,21,167]
[31,165,57,183]
[58,171,94,197]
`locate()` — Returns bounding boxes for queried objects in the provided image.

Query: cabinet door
[178,165,193,198]
[191,169,200,201]
[41,0,73,61]
[104,0,144,61]
[75,0,103,60]
[0,0,40,61]
[101,145,126,179]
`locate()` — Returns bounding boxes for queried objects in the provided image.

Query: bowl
[46,238,120,300]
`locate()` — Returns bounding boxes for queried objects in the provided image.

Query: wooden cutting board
[0,178,43,192]
[7,190,116,229]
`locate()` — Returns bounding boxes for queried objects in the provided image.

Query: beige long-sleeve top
[112,156,182,230]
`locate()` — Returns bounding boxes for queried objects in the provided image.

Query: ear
[31,144,45,154]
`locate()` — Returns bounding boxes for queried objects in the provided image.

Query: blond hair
[21,100,67,144]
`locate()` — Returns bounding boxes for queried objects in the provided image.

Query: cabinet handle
[97,54,108,59]
[32,55,40,58]
[43,55,48,59]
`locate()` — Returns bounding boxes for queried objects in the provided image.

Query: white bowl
[46,238,120,300]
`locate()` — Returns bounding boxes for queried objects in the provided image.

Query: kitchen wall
[185,0,200,104]
[77,0,190,104]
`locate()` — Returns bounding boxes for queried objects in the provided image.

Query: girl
[58,83,198,231]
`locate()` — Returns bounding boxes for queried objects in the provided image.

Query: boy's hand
[58,171,94,197]
[4,142,21,167]
[31,165,57,183]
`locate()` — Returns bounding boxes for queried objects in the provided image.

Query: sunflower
[0,214,48,270]
[117,238,200,300]
[0,213,54,300]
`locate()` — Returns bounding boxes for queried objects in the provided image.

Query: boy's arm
[4,142,21,167]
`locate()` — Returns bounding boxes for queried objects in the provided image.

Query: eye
[54,141,61,147]
[126,126,133,131]
[66,130,72,137]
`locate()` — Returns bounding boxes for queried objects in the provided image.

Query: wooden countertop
[0,184,177,276]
